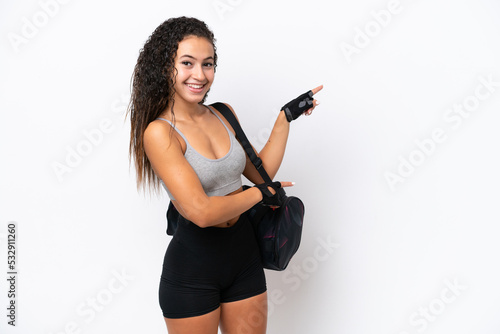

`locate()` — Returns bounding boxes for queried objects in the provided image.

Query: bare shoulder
[143,119,181,155]
[211,102,240,121]
[209,103,243,137]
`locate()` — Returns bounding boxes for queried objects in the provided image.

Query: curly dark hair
[126,16,218,194]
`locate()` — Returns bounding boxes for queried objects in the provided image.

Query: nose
[191,64,206,82]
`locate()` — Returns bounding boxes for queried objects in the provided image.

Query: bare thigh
[219,292,268,334]
[164,307,220,334]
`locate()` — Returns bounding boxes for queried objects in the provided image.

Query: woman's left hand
[282,85,323,122]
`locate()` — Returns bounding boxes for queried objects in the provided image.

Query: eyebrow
[179,54,214,61]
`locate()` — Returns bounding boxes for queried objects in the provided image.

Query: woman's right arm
[143,120,264,228]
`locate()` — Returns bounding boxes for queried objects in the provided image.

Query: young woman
[128,16,322,334]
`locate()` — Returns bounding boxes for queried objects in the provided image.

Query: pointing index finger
[311,85,323,95]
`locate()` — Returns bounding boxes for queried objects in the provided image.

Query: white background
[1,0,500,333]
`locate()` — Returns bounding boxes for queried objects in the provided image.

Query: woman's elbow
[179,195,214,228]
[183,205,214,228]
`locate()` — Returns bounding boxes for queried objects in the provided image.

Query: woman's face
[172,35,215,105]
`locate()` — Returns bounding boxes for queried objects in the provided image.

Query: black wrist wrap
[254,182,283,206]
[282,90,314,122]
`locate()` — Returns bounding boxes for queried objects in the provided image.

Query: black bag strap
[210,102,274,185]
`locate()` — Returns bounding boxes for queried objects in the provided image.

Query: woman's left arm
[244,85,323,182]
[256,109,290,180]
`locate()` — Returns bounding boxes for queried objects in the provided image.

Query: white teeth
[187,84,204,89]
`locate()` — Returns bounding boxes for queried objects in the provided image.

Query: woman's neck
[164,99,207,122]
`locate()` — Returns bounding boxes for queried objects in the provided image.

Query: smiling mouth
[185,83,207,94]
[186,83,205,89]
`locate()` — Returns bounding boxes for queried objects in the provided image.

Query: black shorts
[159,211,267,319]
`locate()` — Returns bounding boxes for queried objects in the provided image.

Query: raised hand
[282,85,323,122]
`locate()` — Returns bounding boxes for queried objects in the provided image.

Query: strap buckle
[254,157,263,170]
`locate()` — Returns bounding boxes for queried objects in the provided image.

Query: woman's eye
[181,61,192,66]
[204,63,214,67]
